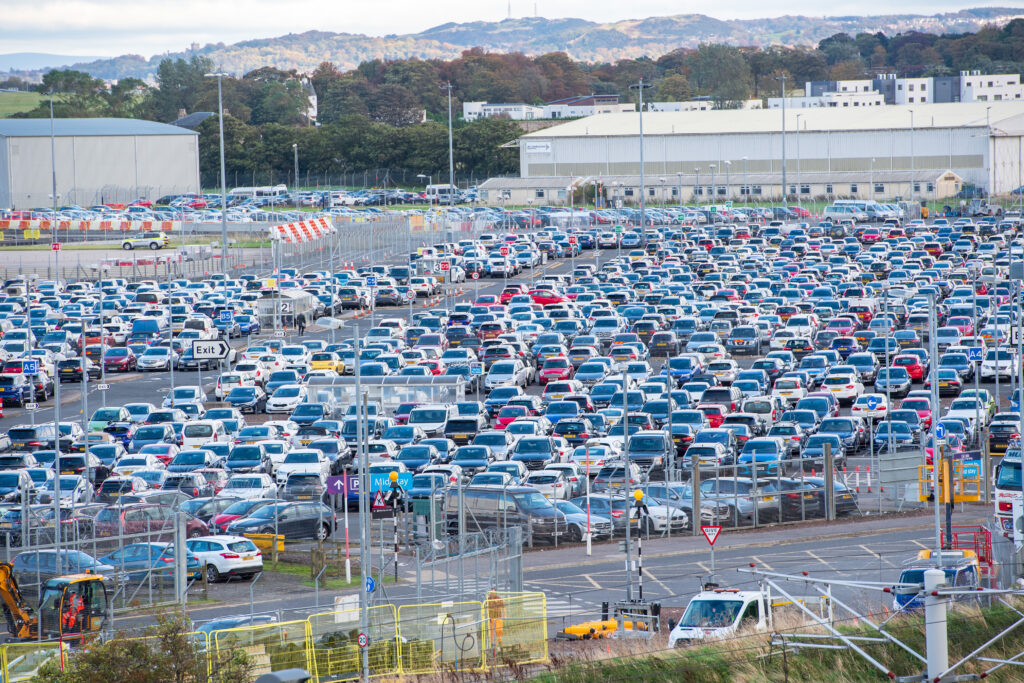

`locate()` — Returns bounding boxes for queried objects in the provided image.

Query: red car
[498,286,526,304]
[826,318,856,335]
[418,360,442,376]
[947,317,974,336]
[899,397,932,430]
[103,347,137,372]
[495,405,528,429]
[210,499,276,534]
[528,290,565,305]
[696,403,727,429]
[475,294,500,306]
[787,206,810,218]
[538,357,573,384]
[892,355,925,381]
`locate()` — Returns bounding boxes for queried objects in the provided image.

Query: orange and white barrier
[270,217,335,244]
[0,219,181,232]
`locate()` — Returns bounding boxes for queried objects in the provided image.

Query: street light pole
[909,109,915,204]
[694,168,700,206]
[741,157,748,208]
[775,74,787,205]
[442,82,455,245]
[629,78,652,237]
[292,143,299,189]
[724,161,731,206]
[871,158,876,201]
[795,114,802,209]
[204,72,230,275]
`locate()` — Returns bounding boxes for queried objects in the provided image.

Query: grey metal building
[513,102,1024,200]
[0,118,200,210]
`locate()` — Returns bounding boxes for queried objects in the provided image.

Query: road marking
[805,550,835,571]
[696,562,711,574]
[909,540,930,551]
[583,574,602,589]
[859,544,897,567]
[642,568,672,593]
[751,556,773,571]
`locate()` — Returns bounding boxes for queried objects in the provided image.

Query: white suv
[186,535,263,582]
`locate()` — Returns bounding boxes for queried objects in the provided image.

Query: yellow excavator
[0,563,108,640]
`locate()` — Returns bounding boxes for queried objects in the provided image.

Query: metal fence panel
[1,642,65,683]
[307,605,398,682]
[396,600,486,674]
[486,592,548,668]
[211,619,313,679]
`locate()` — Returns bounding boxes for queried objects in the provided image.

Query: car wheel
[566,525,582,543]
[187,529,202,539]
[149,242,160,250]
[317,523,330,541]
[122,243,133,250]
[206,565,221,583]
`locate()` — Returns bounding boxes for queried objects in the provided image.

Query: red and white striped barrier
[0,219,181,232]
[269,217,335,244]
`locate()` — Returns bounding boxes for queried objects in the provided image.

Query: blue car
[99,542,201,583]
[395,445,438,473]
[225,387,267,414]
[235,315,261,335]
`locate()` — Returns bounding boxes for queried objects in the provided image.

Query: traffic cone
[0,398,4,418]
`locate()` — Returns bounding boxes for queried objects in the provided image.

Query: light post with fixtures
[204,71,230,274]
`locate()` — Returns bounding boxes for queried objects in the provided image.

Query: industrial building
[479,102,1024,204]
[0,118,200,210]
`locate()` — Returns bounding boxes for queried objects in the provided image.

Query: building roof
[478,177,580,190]
[0,118,199,138]
[485,169,961,188]
[170,112,214,130]
[521,102,1024,139]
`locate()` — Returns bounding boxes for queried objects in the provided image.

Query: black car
[281,473,327,502]
[162,473,215,498]
[178,496,241,523]
[56,358,101,383]
[225,501,336,541]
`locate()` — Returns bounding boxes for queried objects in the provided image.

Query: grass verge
[263,560,398,590]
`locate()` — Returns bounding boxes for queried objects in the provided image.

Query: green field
[0,91,43,117]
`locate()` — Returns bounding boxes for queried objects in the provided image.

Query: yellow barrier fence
[396,600,487,674]
[308,605,399,682]
[0,642,66,683]
[0,593,549,681]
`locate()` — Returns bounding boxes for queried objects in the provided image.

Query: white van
[181,420,228,449]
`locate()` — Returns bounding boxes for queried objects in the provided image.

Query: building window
[717,186,726,196]
[671,187,678,196]
[624,188,634,197]
[913,183,921,193]
[926,182,934,192]
[739,185,748,195]
[909,84,914,91]
[788,185,796,195]
[800,184,810,194]
[557,189,567,199]
[874,183,884,194]
[921,84,927,91]
[535,189,545,199]
[705,186,712,196]
[751,185,762,195]
[825,184,833,194]
[909,97,914,103]
[850,184,859,194]
[694,186,703,196]
[648,188,655,197]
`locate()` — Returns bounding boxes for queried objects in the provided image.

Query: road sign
[500,246,509,256]
[326,475,347,495]
[24,403,38,411]
[364,576,375,594]
[568,235,577,244]
[357,633,369,648]
[51,242,61,251]
[96,383,110,391]
[439,262,450,272]
[614,225,624,234]
[219,310,233,324]
[471,272,480,280]
[405,290,416,300]
[273,330,286,337]
[935,423,947,439]
[701,526,722,546]
[866,396,880,410]
[366,275,377,287]
[709,206,717,213]
[372,490,388,510]
[469,362,484,376]
[22,360,38,374]
[968,347,984,362]
[190,339,231,360]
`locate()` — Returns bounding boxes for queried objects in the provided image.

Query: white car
[819,374,864,404]
[113,454,165,475]
[219,474,277,499]
[162,385,208,408]
[274,449,330,485]
[524,469,572,500]
[770,329,798,351]
[850,393,889,419]
[980,347,1019,379]
[771,377,807,406]
[216,372,254,400]
[707,360,739,385]
[186,535,263,582]
[265,384,308,414]
[485,359,531,389]
[180,420,229,449]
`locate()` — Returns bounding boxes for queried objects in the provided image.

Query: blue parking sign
[219,310,233,323]
[968,347,983,362]
[866,396,879,410]
[935,423,947,439]
[22,360,38,374]
[366,275,377,287]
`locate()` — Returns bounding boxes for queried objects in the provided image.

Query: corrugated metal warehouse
[0,118,200,210]
[490,102,1024,204]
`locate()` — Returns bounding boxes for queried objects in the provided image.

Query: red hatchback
[495,405,528,429]
[892,355,925,381]
[539,357,572,384]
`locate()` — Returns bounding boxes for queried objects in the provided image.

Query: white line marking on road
[751,556,773,571]
[909,540,930,550]
[696,562,711,574]
[643,568,672,593]
[860,544,897,567]
[583,574,602,590]
[806,551,835,571]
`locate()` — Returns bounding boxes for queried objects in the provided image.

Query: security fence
[3,591,548,682]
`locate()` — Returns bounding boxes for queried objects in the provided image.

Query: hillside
[22,7,1024,80]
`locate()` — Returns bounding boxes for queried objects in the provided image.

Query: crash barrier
[270,217,335,244]
[5,592,548,682]
[0,220,181,232]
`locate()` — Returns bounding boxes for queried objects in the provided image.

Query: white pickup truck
[668,586,827,648]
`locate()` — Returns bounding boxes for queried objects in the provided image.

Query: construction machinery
[0,563,108,640]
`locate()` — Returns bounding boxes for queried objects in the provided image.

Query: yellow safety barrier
[308,605,399,681]
[212,619,313,679]
[918,461,982,503]
[396,600,487,674]
[244,533,286,552]
[1,642,66,683]
[1,594,549,681]
[485,592,548,668]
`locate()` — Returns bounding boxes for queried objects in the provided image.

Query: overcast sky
[1,0,1003,57]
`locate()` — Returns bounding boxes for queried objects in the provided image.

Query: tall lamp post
[724,161,731,206]
[909,109,915,204]
[292,143,299,188]
[709,164,717,206]
[795,113,802,209]
[204,71,229,274]
[442,82,455,245]
[870,158,876,201]
[694,167,700,206]
[675,171,683,210]
[658,177,665,208]
[774,74,787,206]
[741,156,748,208]
[629,78,652,236]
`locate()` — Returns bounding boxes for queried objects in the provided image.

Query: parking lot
[0,197,1019,641]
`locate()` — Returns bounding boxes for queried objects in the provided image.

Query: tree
[150,56,215,122]
[687,44,752,108]
[366,84,424,127]
[35,612,251,683]
[830,59,867,80]
[654,73,691,101]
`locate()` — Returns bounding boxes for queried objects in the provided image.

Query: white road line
[583,574,602,590]
[909,540,930,551]
[642,568,672,593]
[859,544,898,567]
[696,562,711,574]
[751,556,773,571]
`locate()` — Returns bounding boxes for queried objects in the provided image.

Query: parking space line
[909,540,930,551]
[805,551,835,571]
[696,562,711,574]
[751,556,773,571]
[583,574,602,590]
[642,568,672,593]
[859,544,897,567]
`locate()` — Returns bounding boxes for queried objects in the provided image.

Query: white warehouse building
[0,118,200,210]
[506,102,1024,202]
